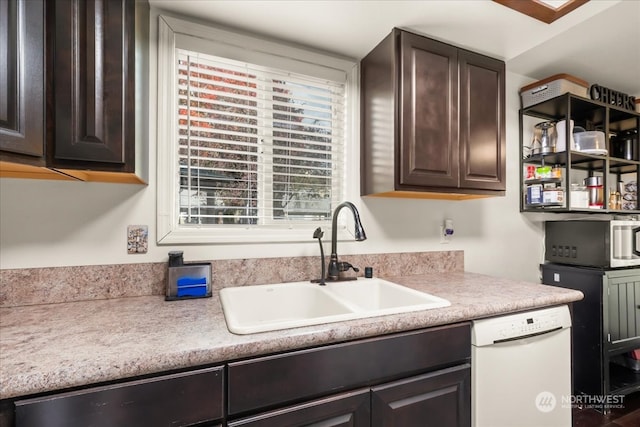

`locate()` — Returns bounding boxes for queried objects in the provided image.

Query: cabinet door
[0,0,45,161]
[541,264,607,397]
[371,364,470,427]
[458,50,505,191]
[228,389,370,427]
[398,31,459,189]
[606,274,640,346]
[49,0,134,171]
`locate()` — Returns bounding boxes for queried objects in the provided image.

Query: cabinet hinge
[607,333,611,342]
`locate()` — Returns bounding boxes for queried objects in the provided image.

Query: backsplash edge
[0,250,463,307]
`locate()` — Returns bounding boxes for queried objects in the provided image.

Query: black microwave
[545,220,640,268]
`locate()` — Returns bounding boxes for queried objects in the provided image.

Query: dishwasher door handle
[493,326,564,344]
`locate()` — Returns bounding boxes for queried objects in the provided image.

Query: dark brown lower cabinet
[227,323,471,427]
[12,366,224,427]
[371,364,470,427]
[228,389,371,427]
[227,364,470,427]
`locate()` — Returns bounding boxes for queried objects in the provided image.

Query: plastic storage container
[573,131,607,154]
[569,184,589,208]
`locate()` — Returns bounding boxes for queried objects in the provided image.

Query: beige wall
[0,69,552,283]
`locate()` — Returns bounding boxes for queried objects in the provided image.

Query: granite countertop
[0,272,583,400]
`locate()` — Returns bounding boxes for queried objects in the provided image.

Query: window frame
[156,15,358,244]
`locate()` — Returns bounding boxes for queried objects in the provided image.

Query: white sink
[219,278,450,334]
[219,282,355,334]
[325,279,450,314]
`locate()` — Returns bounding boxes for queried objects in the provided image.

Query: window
[177,51,344,225]
[156,16,356,244]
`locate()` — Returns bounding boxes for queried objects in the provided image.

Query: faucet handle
[338,262,359,274]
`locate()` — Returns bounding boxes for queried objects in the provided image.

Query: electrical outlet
[440,219,454,244]
[439,225,449,244]
[127,225,148,254]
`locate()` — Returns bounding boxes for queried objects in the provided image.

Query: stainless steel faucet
[327,201,367,280]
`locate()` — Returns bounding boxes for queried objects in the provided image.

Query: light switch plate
[127,225,148,254]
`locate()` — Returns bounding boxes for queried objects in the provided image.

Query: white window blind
[176,50,346,227]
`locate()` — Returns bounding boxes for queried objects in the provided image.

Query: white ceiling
[148,0,640,96]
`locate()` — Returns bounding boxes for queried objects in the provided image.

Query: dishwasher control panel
[471,305,572,346]
[497,312,561,339]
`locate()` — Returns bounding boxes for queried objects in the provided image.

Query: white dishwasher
[472,305,572,427]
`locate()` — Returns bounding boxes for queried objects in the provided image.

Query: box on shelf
[543,188,564,205]
[555,119,574,151]
[527,184,543,204]
[636,98,640,113]
[520,74,589,109]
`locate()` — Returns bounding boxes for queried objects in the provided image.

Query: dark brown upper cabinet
[361,28,505,199]
[47,0,144,183]
[0,0,52,175]
[0,0,148,184]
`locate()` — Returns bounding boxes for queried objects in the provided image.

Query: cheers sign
[590,84,636,111]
